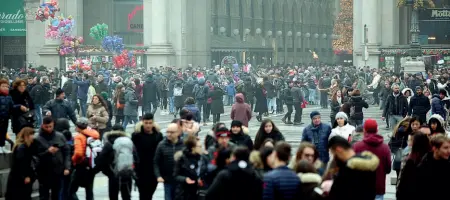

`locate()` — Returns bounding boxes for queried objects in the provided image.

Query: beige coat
[86,103,109,130]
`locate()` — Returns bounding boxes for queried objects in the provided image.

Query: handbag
[18,110,36,128]
[116,98,124,109]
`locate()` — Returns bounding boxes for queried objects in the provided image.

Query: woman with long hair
[10,79,35,135]
[396,133,431,200]
[428,114,446,136]
[253,119,285,150]
[289,142,322,170]
[87,94,109,139]
[113,84,126,125]
[5,127,35,200]
[330,90,344,123]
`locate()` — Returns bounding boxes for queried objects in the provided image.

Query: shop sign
[114,2,143,33]
[0,0,26,36]
[420,9,450,21]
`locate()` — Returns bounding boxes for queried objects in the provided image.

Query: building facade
[23,0,335,70]
[353,0,450,68]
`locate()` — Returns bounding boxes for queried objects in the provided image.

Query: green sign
[0,0,26,36]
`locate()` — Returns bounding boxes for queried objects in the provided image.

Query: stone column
[144,0,174,67]
[361,0,379,45]
[65,0,83,37]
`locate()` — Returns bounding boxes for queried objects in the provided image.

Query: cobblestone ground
[8,104,396,199]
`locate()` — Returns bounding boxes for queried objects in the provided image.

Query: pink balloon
[78,37,84,44]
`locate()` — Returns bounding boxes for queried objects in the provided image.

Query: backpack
[112,137,134,178]
[85,137,103,169]
[174,87,183,97]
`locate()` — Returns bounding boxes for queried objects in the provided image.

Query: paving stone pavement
[7,104,396,199]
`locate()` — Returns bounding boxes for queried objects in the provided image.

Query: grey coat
[124,87,138,116]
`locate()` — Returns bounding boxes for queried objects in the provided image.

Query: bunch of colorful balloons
[35,0,60,22]
[102,36,124,54]
[69,58,92,71]
[113,50,136,68]
[45,15,75,39]
[89,23,109,41]
[57,36,84,56]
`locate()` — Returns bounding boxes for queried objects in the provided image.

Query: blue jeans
[308,89,316,103]
[78,98,87,117]
[375,195,384,200]
[169,96,174,113]
[35,104,42,127]
[227,95,234,105]
[267,97,276,111]
[164,183,176,200]
[122,116,138,129]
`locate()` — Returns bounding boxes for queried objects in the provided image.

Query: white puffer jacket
[329,124,356,141]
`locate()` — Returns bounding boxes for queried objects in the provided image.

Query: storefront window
[419,1,450,44]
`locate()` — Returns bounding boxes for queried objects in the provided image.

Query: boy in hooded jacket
[94,124,135,200]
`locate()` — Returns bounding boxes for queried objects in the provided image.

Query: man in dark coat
[95,74,109,95]
[42,89,77,125]
[408,86,431,124]
[327,136,379,200]
[154,123,185,200]
[142,75,160,115]
[206,147,262,200]
[382,84,408,130]
[291,81,304,125]
[33,116,71,200]
[302,111,332,164]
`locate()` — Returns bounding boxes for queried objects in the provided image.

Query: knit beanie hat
[335,112,348,121]
[215,127,230,138]
[310,111,321,119]
[363,119,378,134]
[231,120,243,128]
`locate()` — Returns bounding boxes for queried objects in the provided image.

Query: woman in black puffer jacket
[174,135,208,200]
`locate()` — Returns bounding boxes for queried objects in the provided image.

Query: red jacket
[353,134,391,195]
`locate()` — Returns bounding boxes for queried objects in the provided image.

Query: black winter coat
[282,87,293,105]
[416,152,450,200]
[132,127,163,179]
[33,130,70,176]
[408,94,430,117]
[254,86,268,113]
[153,138,185,183]
[5,144,35,200]
[42,99,77,124]
[142,80,160,102]
[10,89,35,134]
[174,150,208,200]
[205,160,263,200]
[29,83,51,105]
[230,132,253,150]
[383,93,408,117]
[209,88,224,114]
[348,96,369,120]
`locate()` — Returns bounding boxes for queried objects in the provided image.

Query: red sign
[128,5,143,32]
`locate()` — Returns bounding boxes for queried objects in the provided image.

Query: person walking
[230,93,252,127]
[5,127,35,200]
[132,113,163,200]
[206,146,263,200]
[262,142,301,200]
[353,119,391,200]
[154,123,185,200]
[123,82,139,128]
[173,135,208,200]
[87,94,109,139]
[209,83,225,124]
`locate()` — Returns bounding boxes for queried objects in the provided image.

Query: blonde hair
[14,127,35,151]
[249,151,263,169]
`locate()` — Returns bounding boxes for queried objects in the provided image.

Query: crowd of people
[1,64,450,200]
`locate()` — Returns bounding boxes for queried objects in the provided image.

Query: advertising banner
[420,8,450,21]
[0,0,26,36]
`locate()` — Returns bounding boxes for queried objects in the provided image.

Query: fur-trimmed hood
[297,172,322,184]
[428,114,445,127]
[347,151,380,171]
[134,121,161,133]
[103,130,128,143]
[402,88,413,97]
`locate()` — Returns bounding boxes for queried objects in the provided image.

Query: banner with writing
[0,0,26,36]
[420,8,450,21]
